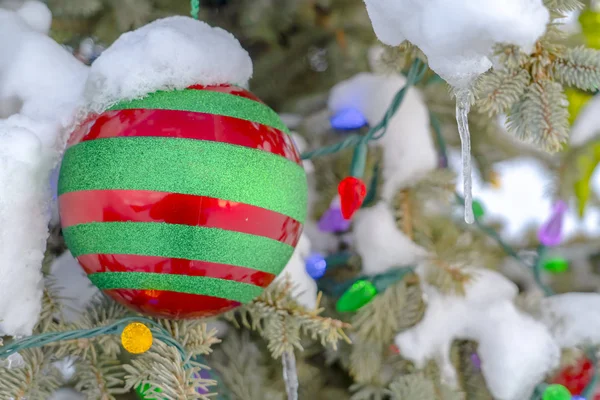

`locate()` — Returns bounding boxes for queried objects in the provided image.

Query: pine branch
[112,0,153,31]
[388,373,465,400]
[0,349,61,400]
[352,275,424,344]
[350,382,389,400]
[73,347,127,399]
[555,46,600,91]
[123,342,217,400]
[47,0,103,17]
[388,374,436,400]
[212,331,284,400]
[543,0,584,12]
[349,340,384,384]
[507,81,569,152]
[454,341,493,400]
[475,70,530,116]
[228,276,351,359]
[35,277,68,334]
[154,320,221,357]
[55,297,129,359]
[425,259,472,295]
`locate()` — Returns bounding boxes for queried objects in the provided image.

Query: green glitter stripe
[64,222,294,274]
[89,272,263,303]
[108,89,290,134]
[59,137,307,222]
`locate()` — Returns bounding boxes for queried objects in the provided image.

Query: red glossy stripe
[70,108,301,164]
[104,289,241,319]
[76,253,276,288]
[59,190,302,246]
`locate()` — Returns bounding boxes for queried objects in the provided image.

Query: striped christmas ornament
[58,84,307,319]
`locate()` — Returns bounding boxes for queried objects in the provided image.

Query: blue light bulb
[330,108,368,131]
[571,396,586,400]
[305,253,327,279]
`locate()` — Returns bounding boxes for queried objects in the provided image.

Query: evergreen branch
[475,70,530,116]
[352,276,424,344]
[388,374,437,400]
[388,373,465,400]
[73,347,127,399]
[543,0,584,12]
[55,297,129,359]
[425,259,472,295]
[554,46,600,91]
[495,45,530,70]
[47,0,103,17]
[506,81,569,152]
[212,331,284,400]
[349,340,384,384]
[36,277,68,334]
[0,349,61,400]
[123,342,216,400]
[350,382,389,400]
[154,320,221,357]
[228,276,350,359]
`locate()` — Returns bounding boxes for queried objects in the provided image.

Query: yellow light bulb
[121,322,153,354]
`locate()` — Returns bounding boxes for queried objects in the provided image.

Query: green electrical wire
[0,316,189,365]
[300,59,427,161]
[190,0,200,19]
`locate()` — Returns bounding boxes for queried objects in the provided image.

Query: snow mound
[353,202,427,275]
[85,16,253,111]
[395,268,559,400]
[363,0,549,88]
[49,251,99,322]
[0,124,46,336]
[275,234,318,309]
[540,293,600,348]
[0,5,87,336]
[328,73,436,199]
[15,0,52,34]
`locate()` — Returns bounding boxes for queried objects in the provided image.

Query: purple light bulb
[470,353,481,370]
[318,205,351,233]
[194,368,213,395]
[538,200,568,247]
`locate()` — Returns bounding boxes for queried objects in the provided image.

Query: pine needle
[507,80,569,152]
[475,70,530,116]
[123,342,217,400]
[228,276,351,359]
[0,349,61,400]
[554,46,600,91]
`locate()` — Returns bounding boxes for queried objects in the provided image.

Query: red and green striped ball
[58,84,307,319]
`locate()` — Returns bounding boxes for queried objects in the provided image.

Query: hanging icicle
[282,350,299,400]
[455,88,474,224]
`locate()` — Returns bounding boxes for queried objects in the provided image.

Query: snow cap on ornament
[84,16,253,111]
[59,17,308,319]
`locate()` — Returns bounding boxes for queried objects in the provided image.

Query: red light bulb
[338,176,367,220]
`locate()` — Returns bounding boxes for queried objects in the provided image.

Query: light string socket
[190,0,200,19]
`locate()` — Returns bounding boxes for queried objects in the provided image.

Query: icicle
[455,88,474,224]
[282,351,299,400]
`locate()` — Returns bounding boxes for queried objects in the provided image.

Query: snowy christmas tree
[3,0,600,400]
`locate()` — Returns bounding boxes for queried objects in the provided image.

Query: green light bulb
[542,384,571,400]
[542,257,569,274]
[136,383,165,400]
[472,200,485,220]
[336,280,378,312]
